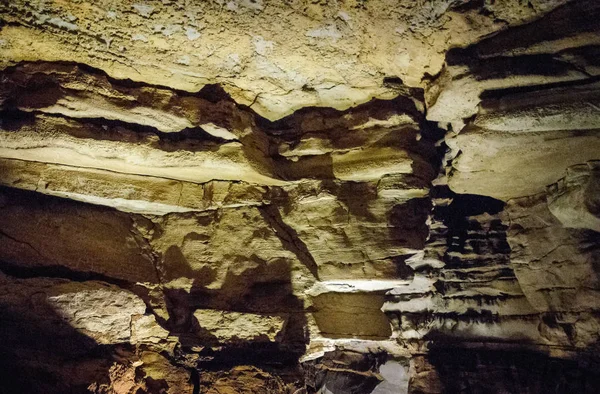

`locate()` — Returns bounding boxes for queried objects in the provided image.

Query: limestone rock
[90,352,194,394]
[0,273,189,393]
[304,349,410,394]
[199,366,290,394]
[474,81,600,133]
[46,281,147,344]
[504,194,600,318]
[0,113,279,186]
[130,314,171,345]
[0,0,568,120]
[446,128,600,200]
[194,309,287,343]
[311,292,392,339]
[0,158,270,215]
[0,187,159,283]
[137,351,194,394]
[426,0,600,125]
[547,161,600,232]
[0,1,599,392]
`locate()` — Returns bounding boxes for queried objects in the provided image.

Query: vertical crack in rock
[0,228,48,261]
[128,216,164,286]
[258,204,320,281]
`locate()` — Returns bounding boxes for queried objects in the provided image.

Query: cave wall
[0,1,599,393]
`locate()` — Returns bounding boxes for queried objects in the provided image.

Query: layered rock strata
[0,0,599,393]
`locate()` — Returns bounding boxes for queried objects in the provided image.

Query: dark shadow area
[388,197,432,251]
[324,180,379,221]
[449,0,492,15]
[0,186,160,285]
[0,108,38,130]
[476,0,599,58]
[258,204,320,279]
[272,152,336,183]
[303,349,388,394]
[158,254,310,390]
[424,344,600,394]
[255,94,423,143]
[382,75,404,87]
[442,192,505,217]
[453,54,577,80]
[391,254,416,280]
[434,189,505,255]
[0,272,115,393]
[479,72,600,102]
[196,83,235,104]
[0,259,132,287]
[445,0,600,62]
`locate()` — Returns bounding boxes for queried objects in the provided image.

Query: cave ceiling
[0,0,599,393]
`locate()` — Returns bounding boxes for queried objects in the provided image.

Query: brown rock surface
[1,1,599,393]
[0,0,571,120]
[0,187,159,283]
[547,161,600,232]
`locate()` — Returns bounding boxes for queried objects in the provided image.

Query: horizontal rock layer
[0,0,570,119]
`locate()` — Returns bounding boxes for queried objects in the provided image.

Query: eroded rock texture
[0,0,599,393]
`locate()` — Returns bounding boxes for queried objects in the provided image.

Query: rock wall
[0,1,599,393]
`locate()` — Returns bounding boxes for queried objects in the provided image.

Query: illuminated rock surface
[0,1,599,393]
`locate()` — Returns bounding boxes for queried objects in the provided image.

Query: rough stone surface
[504,194,600,319]
[46,281,147,344]
[547,161,600,232]
[194,309,288,343]
[0,1,599,393]
[0,0,573,120]
[0,187,159,283]
[446,127,600,199]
